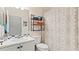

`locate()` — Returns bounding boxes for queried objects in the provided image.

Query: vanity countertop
[0,36,35,49]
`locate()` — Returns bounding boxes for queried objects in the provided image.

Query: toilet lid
[36,43,48,49]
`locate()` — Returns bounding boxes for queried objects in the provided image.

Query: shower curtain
[44,7,78,51]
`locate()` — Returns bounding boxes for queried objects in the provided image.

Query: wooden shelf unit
[31,15,45,31]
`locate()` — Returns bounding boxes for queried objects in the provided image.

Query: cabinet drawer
[0,44,20,51]
[20,41,35,51]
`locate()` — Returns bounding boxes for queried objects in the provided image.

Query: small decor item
[31,15,45,31]
[36,21,44,26]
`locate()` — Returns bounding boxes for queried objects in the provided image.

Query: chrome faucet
[0,40,4,45]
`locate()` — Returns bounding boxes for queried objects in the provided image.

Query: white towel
[0,25,4,39]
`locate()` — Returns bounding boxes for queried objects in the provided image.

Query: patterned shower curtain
[44,7,78,51]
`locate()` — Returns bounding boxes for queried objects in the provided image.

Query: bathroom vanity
[0,8,35,51]
[0,36,35,51]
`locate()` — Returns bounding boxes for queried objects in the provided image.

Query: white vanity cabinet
[20,41,35,51]
[0,44,20,51]
[0,40,35,51]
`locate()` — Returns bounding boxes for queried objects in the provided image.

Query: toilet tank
[33,36,41,44]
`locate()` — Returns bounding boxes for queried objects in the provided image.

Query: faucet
[0,41,3,45]
[0,39,4,45]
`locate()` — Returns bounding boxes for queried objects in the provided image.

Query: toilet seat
[36,43,48,51]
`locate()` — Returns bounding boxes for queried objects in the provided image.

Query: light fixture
[16,7,20,9]
[21,8,24,10]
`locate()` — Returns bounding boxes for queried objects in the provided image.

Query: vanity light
[21,8,24,10]
[16,7,20,9]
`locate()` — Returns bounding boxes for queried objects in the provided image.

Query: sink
[2,36,27,45]
[0,36,35,48]
[0,40,4,45]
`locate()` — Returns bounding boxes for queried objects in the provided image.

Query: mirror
[0,7,29,37]
[8,16,22,36]
[0,12,3,26]
[0,9,4,38]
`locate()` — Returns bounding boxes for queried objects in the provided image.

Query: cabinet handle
[17,47,20,49]
[20,46,23,48]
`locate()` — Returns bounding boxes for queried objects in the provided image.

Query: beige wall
[78,8,79,50]
[29,7,43,16]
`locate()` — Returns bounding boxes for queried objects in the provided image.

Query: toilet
[36,43,48,51]
[34,36,48,51]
